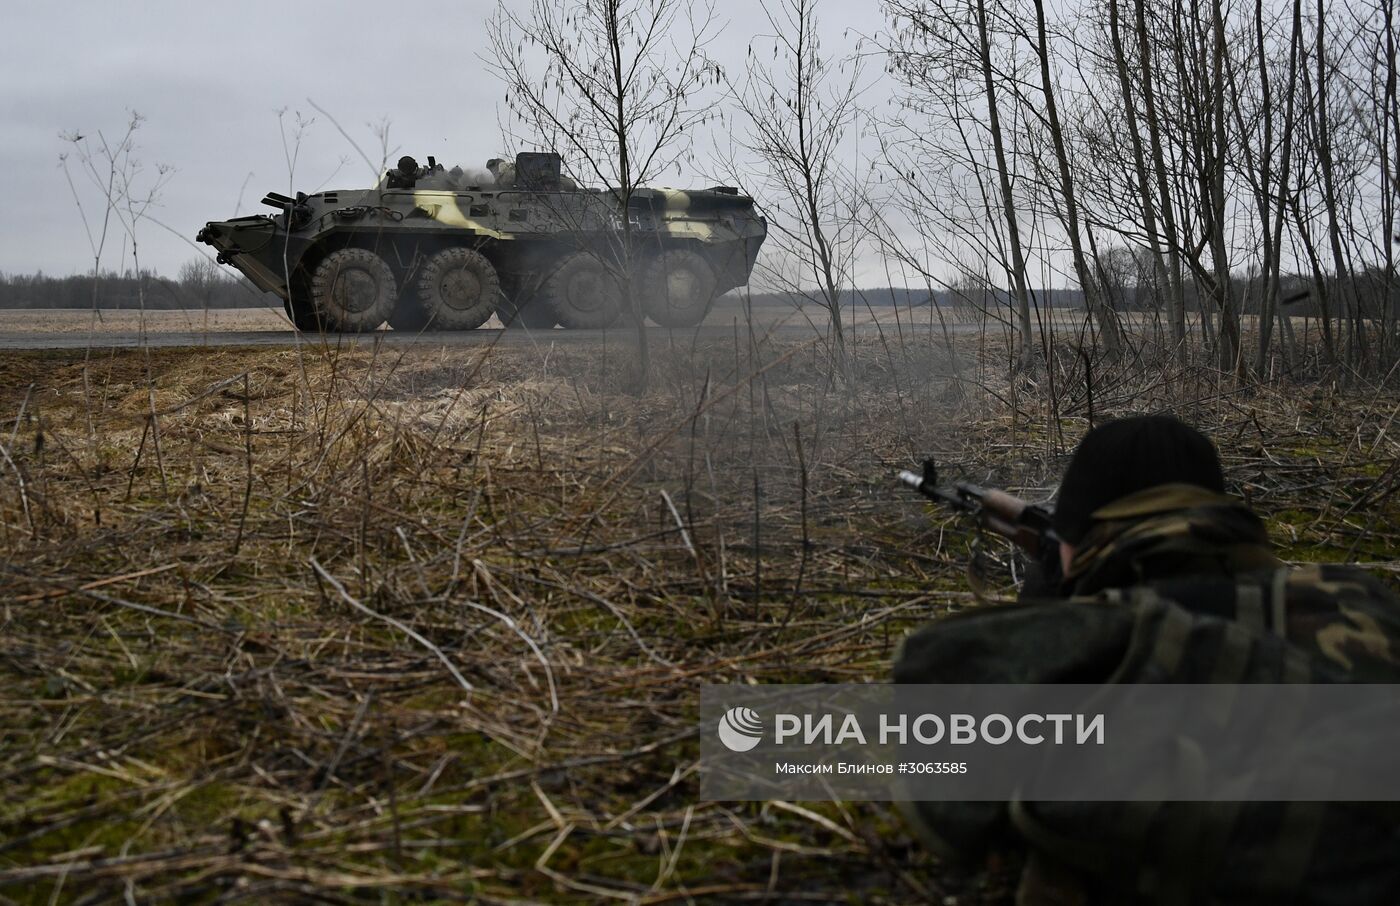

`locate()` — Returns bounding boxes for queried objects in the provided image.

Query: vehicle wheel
[541,252,623,329]
[309,248,396,331]
[417,247,499,330]
[643,249,716,328]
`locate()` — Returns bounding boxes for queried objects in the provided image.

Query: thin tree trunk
[1289,183,1337,364]
[791,0,849,380]
[1033,0,1120,358]
[1313,0,1367,370]
[976,0,1036,369]
[1228,0,1278,375]
[1262,0,1304,373]
[1109,0,1170,328]
[607,0,649,391]
[1208,0,1241,374]
[1135,0,1188,359]
[1382,0,1399,364]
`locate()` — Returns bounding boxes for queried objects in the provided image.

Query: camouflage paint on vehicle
[196,152,766,331]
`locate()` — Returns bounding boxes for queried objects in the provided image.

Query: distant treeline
[5,267,1392,320]
[740,287,1090,309]
[743,270,1399,320]
[0,262,267,310]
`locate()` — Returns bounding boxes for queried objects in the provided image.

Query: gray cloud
[1,0,884,279]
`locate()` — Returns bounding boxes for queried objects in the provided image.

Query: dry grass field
[1,328,1397,903]
[0,299,1111,339]
[0,308,291,335]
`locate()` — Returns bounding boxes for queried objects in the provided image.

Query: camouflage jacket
[1058,484,1400,680]
[894,484,1400,903]
[1062,484,1278,594]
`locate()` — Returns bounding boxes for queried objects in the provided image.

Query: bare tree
[973,0,1038,371]
[882,0,1038,371]
[1308,0,1366,368]
[1206,0,1243,373]
[874,0,1400,380]
[178,258,223,303]
[1106,0,1176,356]
[486,0,721,390]
[1223,0,1303,374]
[59,113,172,324]
[728,0,863,382]
[1354,0,1400,361]
[1028,0,1124,358]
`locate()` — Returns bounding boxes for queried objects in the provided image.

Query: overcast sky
[0,0,883,279]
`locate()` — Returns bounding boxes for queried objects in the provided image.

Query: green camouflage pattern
[196,152,766,332]
[1063,483,1281,595]
[894,487,1400,903]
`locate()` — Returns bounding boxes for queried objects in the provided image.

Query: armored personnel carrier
[196,152,766,331]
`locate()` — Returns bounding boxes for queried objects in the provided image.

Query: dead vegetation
[0,328,1397,903]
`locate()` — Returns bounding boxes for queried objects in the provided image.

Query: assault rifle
[897,459,1060,556]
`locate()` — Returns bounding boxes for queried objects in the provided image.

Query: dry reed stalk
[0,329,1395,903]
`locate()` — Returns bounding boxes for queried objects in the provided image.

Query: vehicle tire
[643,249,716,328]
[310,248,396,331]
[416,247,499,330]
[541,252,623,329]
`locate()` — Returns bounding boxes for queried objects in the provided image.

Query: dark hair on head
[1052,415,1224,544]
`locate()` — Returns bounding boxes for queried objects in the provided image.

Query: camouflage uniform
[895,484,1400,905]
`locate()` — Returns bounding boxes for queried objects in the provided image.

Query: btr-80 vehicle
[196,152,766,331]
